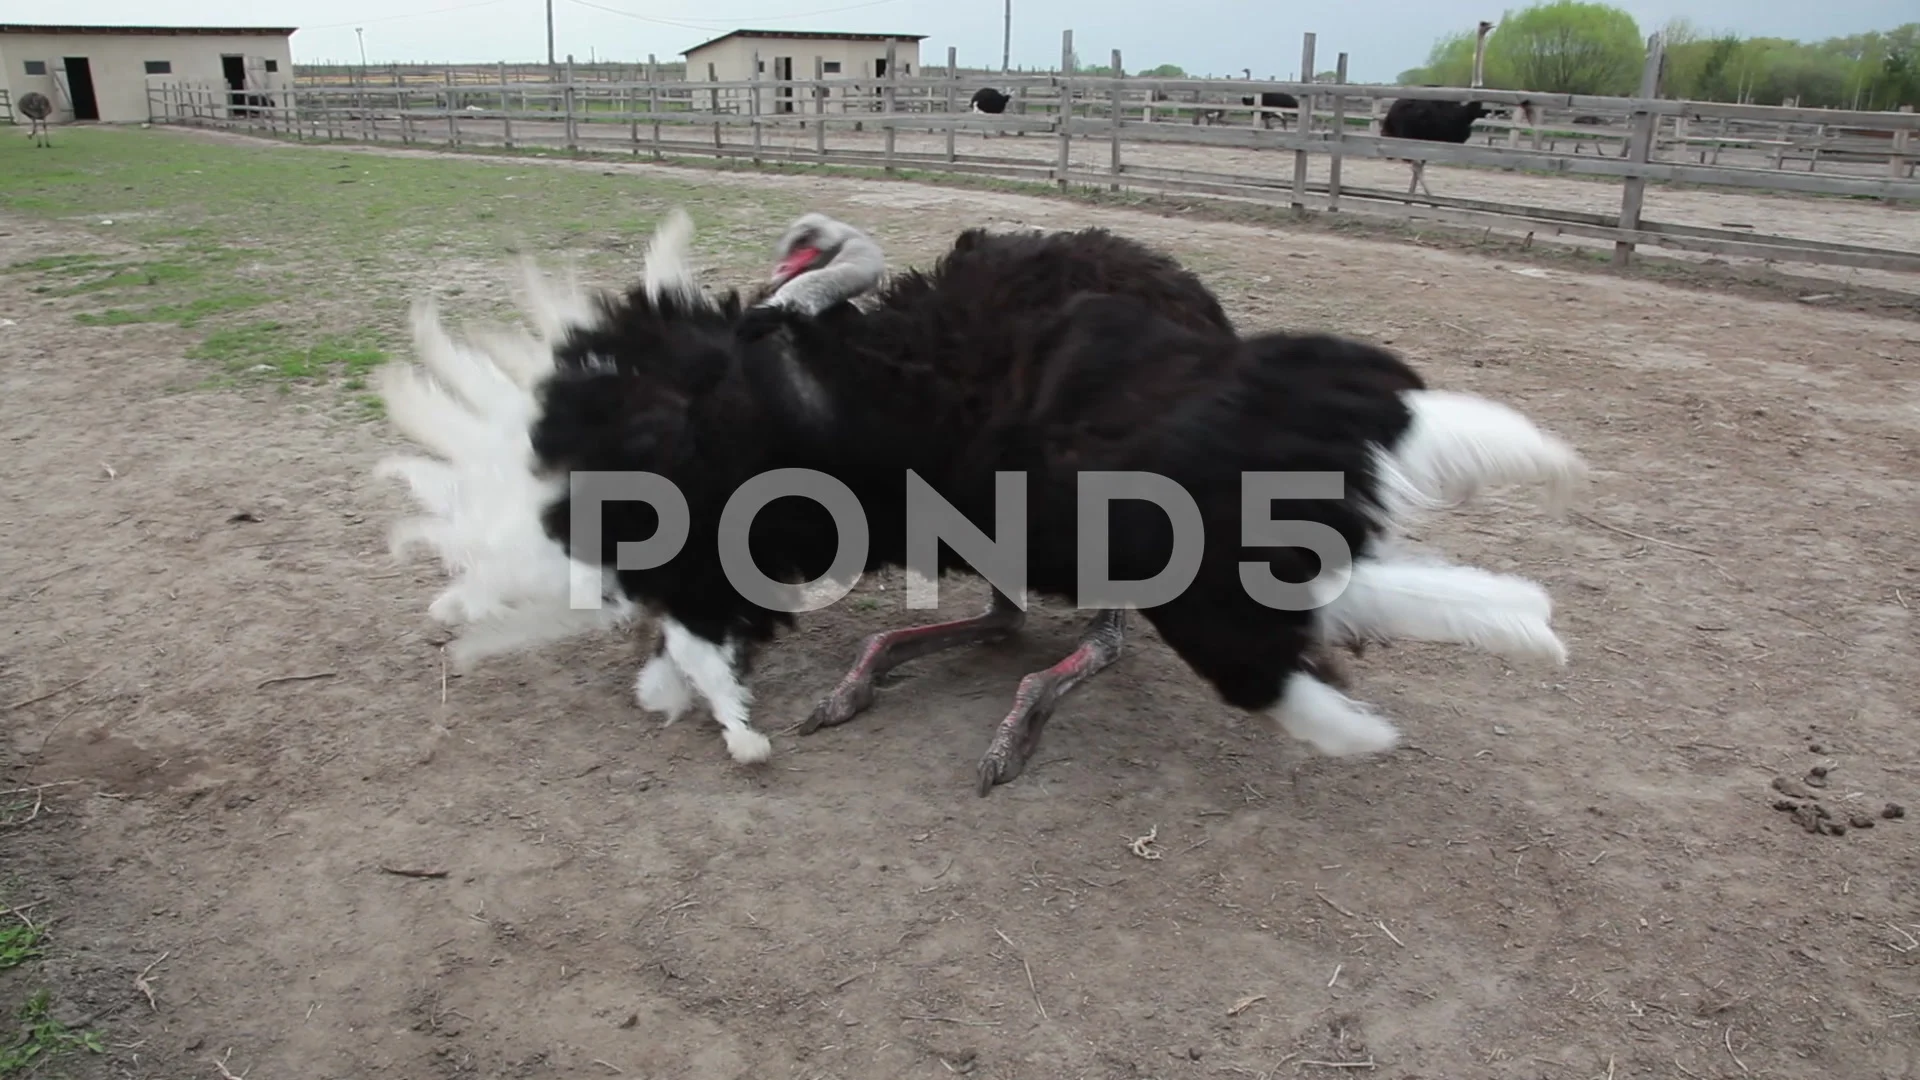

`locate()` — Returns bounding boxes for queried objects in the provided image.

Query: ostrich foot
[798,590,1026,734]
[975,608,1127,796]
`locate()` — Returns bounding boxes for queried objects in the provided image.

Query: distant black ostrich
[1237,68,1298,130]
[1379,98,1534,196]
[18,91,52,149]
[968,87,1010,114]
[967,87,1012,139]
[375,211,1581,794]
[1242,91,1299,130]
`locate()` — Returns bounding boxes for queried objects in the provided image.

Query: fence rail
[149,30,1920,274]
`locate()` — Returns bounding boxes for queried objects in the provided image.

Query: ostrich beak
[772,246,821,285]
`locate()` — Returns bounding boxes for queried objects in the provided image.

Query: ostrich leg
[799,589,1027,733]
[975,607,1128,796]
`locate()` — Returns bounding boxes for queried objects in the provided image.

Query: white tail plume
[643,207,699,306]
[1318,557,1567,665]
[372,282,639,672]
[1370,389,1587,524]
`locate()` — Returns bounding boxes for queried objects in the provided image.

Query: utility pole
[546,0,556,68]
[355,27,367,68]
[1001,0,1010,72]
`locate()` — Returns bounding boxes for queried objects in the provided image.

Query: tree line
[1395,1,1917,109]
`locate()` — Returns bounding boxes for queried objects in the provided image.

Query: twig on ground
[0,781,82,797]
[1227,993,1267,1016]
[591,1061,624,1075]
[1127,825,1162,860]
[1327,963,1343,988]
[1,900,46,929]
[378,865,449,879]
[256,671,338,690]
[1572,512,1717,559]
[1298,1059,1376,1069]
[1315,890,1359,920]
[3,669,103,712]
[1022,957,1047,1020]
[1725,1027,1749,1074]
[210,1047,248,1080]
[134,951,169,1011]
[1375,920,1405,947]
[901,1015,1001,1027]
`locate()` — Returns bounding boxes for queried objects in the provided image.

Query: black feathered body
[1380,98,1491,144]
[531,225,1428,714]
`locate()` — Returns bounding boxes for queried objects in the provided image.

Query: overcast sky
[51,0,1916,81]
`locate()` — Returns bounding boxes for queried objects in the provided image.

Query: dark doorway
[221,54,252,114]
[774,56,793,113]
[63,57,100,121]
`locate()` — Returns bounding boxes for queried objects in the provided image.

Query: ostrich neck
[768,238,885,316]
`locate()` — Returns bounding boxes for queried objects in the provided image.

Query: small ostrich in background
[18,92,52,148]
[968,87,1010,115]
[1238,68,1298,130]
[968,87,1011,139]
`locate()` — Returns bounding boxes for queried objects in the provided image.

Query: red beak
[773,245,820,285]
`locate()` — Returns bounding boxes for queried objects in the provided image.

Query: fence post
[944,46,958,164]
[1291,32,1316,211]
[1055,29,1074,189]
[882,40,898,173]
[1890,105,1915,200]
[498,61,513,148]
[1328,52,1348,211]
[564,54,578,153]
[708,62,722,154]
[628,74,639,154]
[813,55,828,159]
[1108,49,1124,192]
[1612,32,1666,267]
[445,66,459,146]
[751,49,764,165]
[648,54,662,159]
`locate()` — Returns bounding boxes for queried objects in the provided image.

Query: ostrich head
[763,212,887,315]
[1241,68,1252,80]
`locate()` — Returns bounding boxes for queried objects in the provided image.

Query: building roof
[682,28,926,56]
[0,23,297,38]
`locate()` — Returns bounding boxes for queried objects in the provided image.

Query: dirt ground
[4,133,1920,1080]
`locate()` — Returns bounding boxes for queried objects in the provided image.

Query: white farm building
[682,29,926,116]
[1,23,295,125]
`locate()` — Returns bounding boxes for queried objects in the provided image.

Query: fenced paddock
[5,60,1920,1080]
[148,30,1920,288]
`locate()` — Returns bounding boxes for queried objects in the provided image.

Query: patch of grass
[0,127,815,411]
[0,926,41,972]
[188,321,389,384]
[0,991,104,1075]
[74,291,273,328]
[3,254,106,275]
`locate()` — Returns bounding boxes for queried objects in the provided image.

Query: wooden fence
[147,31,1920,274]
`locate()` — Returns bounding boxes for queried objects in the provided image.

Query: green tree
[1139,63,1187,78]
[1484,1,1645,95]
[1408,17,1919,105]
[1397,30,1477,85]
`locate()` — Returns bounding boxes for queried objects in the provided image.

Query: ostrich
[968,87,1010,115]
[375,210,1582,794]
[1236,68,1298,131]
[18,92,52,149]
[968,87,1012,140]
[1381,21,1538,197]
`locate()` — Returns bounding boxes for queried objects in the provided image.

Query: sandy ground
[4,135,1920,1080]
